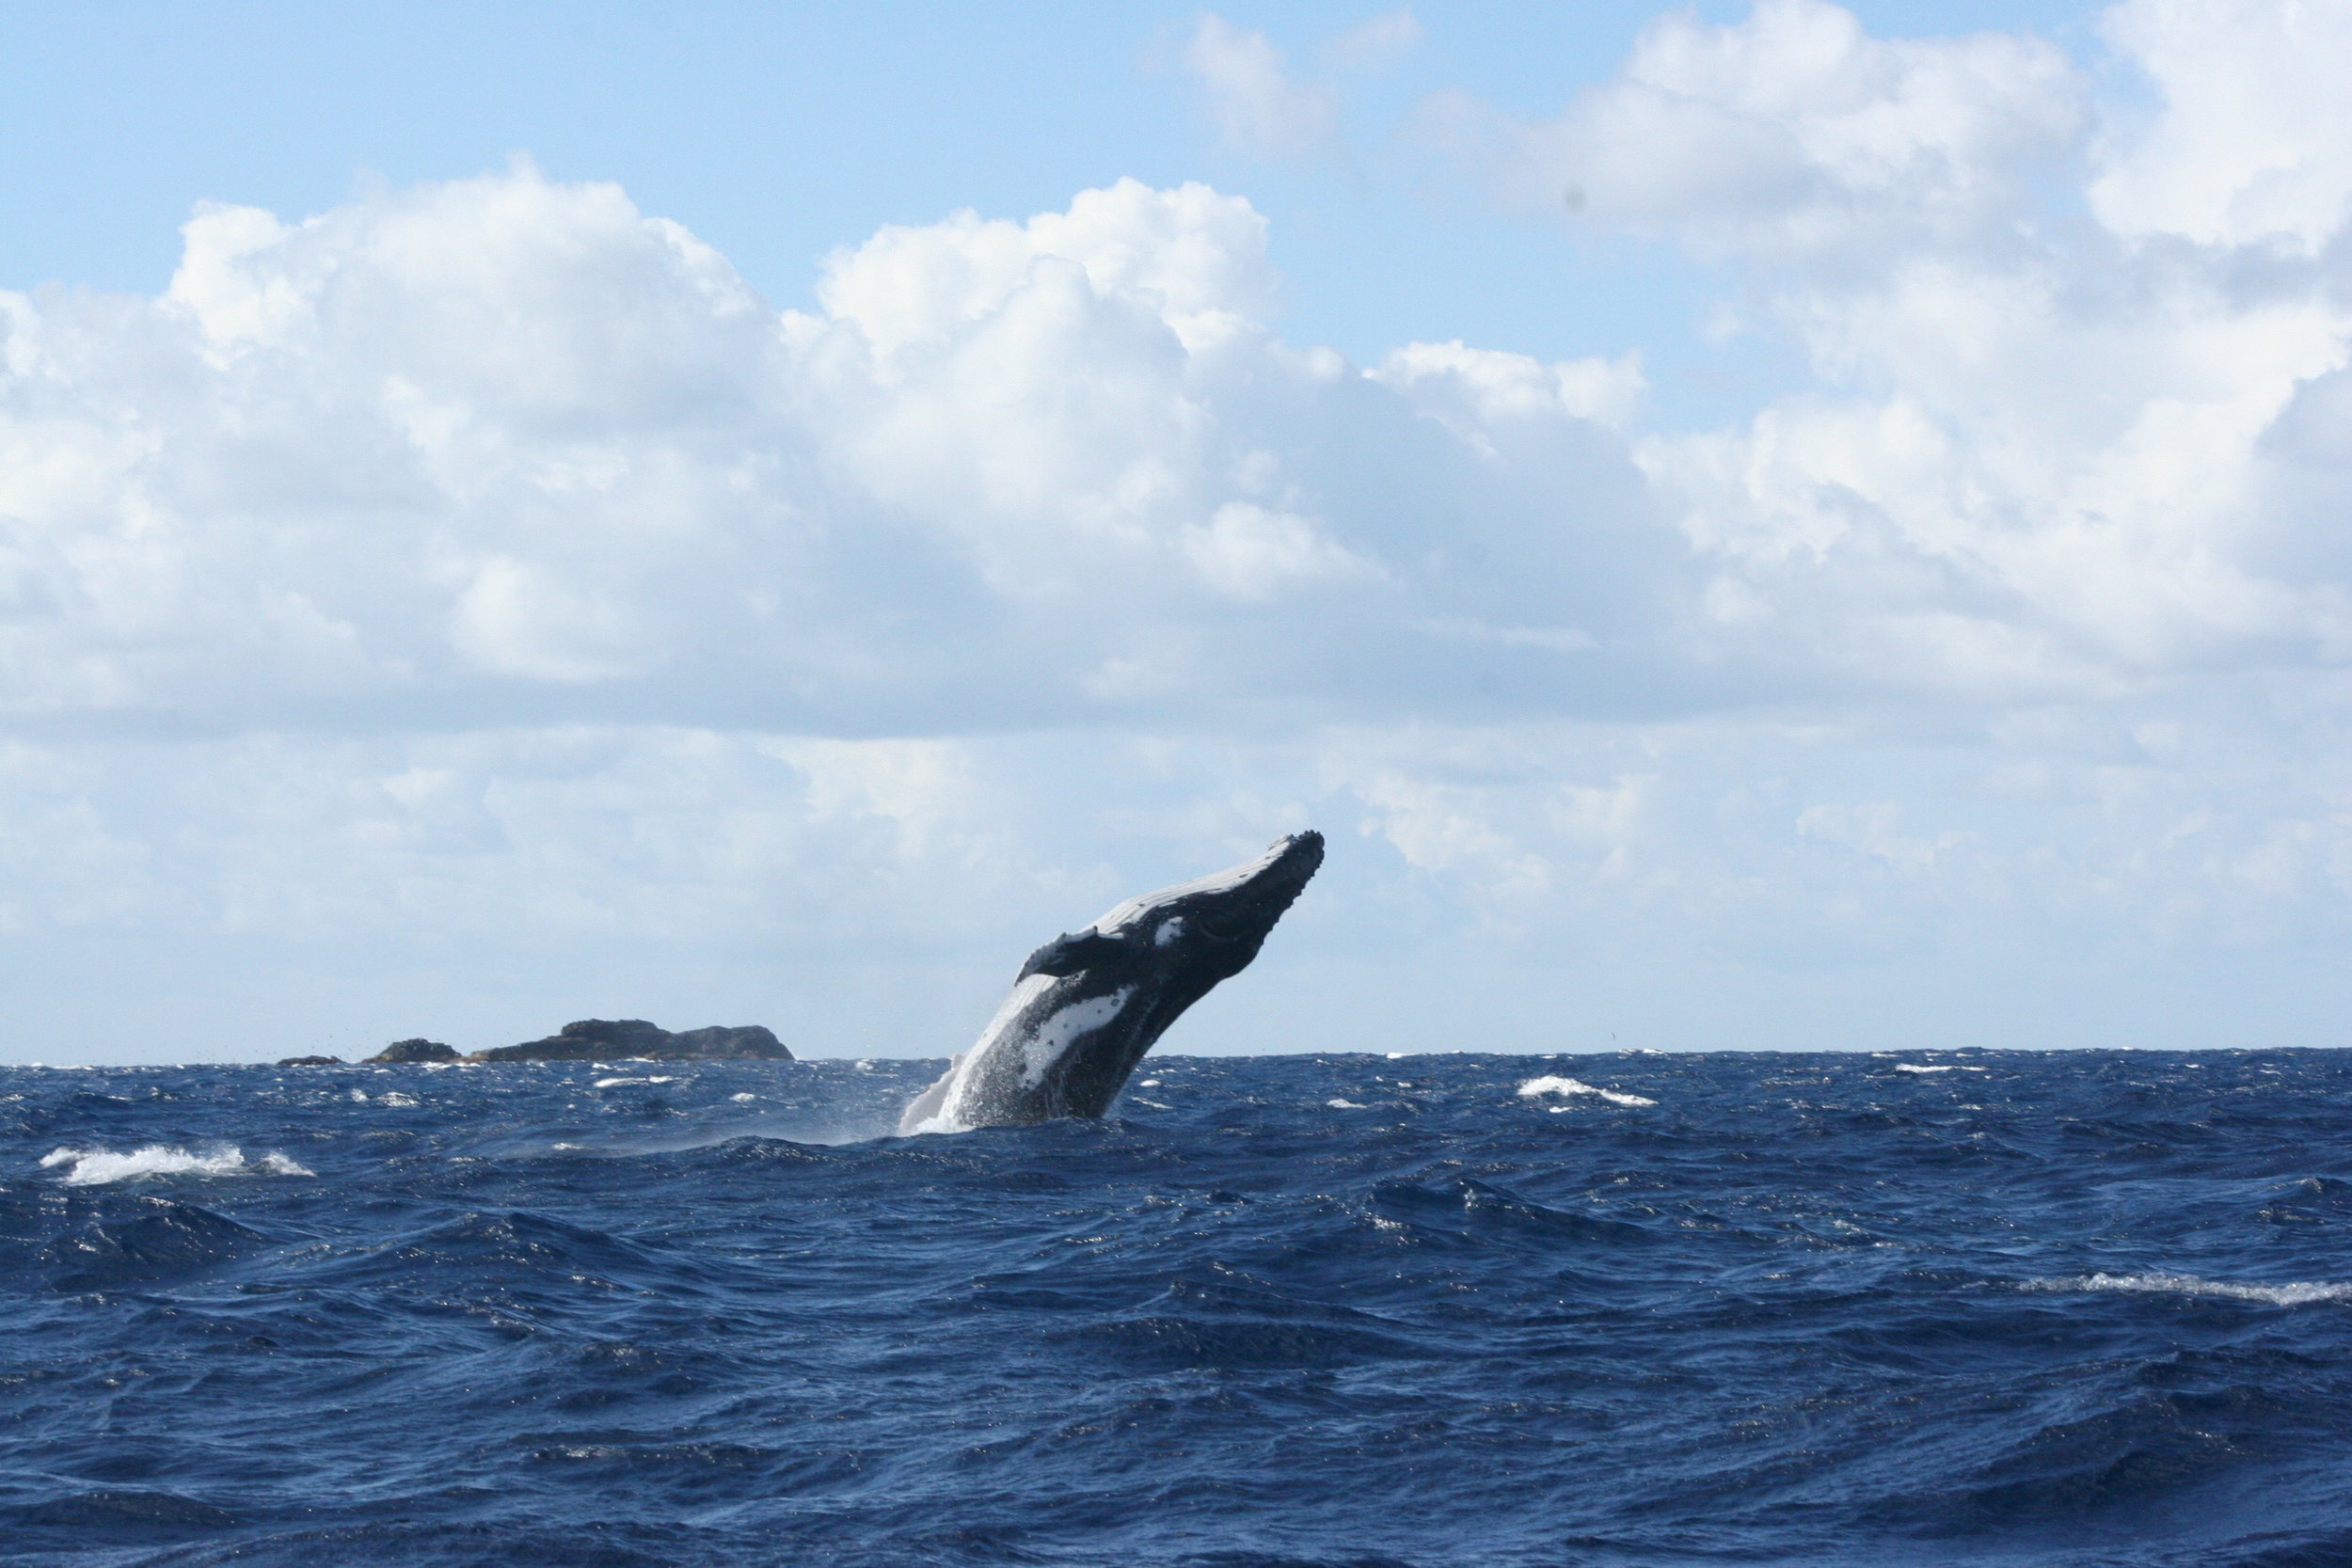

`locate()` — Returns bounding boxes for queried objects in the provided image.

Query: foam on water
[38,1144,314,1184]
[2030,1272,2352,1307]
[1517,1073,1658,1107]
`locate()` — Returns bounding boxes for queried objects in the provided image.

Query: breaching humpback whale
[898,832,1324,1133]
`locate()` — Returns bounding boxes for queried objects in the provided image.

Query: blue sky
[6,0,2352,1063]
[7,2,2090,415]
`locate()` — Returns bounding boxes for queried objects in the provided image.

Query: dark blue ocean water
[4,1049,2351,1568]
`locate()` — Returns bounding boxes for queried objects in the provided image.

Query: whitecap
[1327,1098,1367,1109]
[40,1145,314,1185]
[1895,1064,1986,1074]
[2028,1272,2352,1307]
[731,1093,757,1103]
[1517,1075,1657,1108]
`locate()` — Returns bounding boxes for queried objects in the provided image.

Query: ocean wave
[2028,1271,2352,1307]
[38,1145,314,1185]
[7,1050,2352,1565]
[1516,1074,1656,1107]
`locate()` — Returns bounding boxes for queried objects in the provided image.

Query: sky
[5,0,2351,1064]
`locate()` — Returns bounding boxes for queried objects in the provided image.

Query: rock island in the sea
[278,1019,793,1067]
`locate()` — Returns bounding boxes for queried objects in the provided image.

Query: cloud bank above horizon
[6,0,2351,1062]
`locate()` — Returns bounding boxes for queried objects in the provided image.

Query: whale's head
[1021,829,1326,995]
[906,831,1323,1126]
[1013,829,1323,1114]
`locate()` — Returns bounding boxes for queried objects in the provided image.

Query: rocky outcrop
[365,1038,462,1064]
[663,1024,792,1059]
[466,1019,792,1063]
[276,1055,344,1067]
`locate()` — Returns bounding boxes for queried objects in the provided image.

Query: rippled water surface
[5,1049,2351,1567]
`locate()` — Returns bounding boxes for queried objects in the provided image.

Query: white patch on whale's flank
[1020,988,1135,1087]
[1095,837,1295,934]
[1518,1075,1657,1108]
[1155,916,1185,946]
[977,974,1055,1057]
[909,979,1137,1133]
[914,978,1056,1130]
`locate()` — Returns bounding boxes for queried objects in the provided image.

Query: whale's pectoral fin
[1018,930,1131,979]
[898,1053,962,1135]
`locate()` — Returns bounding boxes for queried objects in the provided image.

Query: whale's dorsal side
[898,832,1324,1134]
[1020,930,1135,979]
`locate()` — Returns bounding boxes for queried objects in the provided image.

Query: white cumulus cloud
[0,164,1665,742]
[1183,15,1343,161]
[1431,0,2086,262]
